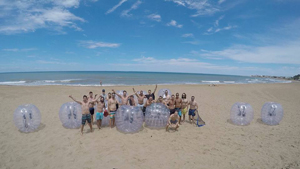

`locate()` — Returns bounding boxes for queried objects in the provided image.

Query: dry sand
[0,83,300,169]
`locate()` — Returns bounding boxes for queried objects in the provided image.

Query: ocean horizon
[0,71,291,86]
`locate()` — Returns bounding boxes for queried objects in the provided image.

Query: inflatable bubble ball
[145,103,170,129]
[115,105,144,133]
[14,104,41,133]
[261,102,283,125]
[101,115,110,127]
[230,102,254,126]
[158,89,172,98]
[59,102,82,129]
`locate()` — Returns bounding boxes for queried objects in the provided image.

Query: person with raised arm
[88,91,97,124]
[133,88,146,110]
[69,95,95,135]
[145,84,158,100]
[112,89,134,106]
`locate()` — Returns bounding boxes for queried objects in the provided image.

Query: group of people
[69,85,200,135]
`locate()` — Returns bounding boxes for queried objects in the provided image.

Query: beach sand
[0,83,300,169]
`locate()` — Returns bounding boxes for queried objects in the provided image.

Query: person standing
[166,95,176,115]
[88,91,97,124]
[181,93,188,123]
[145,84,157,100]
[108,93,118,128]
[69,95,95,135]
[175,93,182,124]
[188,96,198,124]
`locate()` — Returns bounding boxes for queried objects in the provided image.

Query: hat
[102,89,105,92]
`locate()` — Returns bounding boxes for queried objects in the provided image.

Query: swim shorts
[96,112,104,120]
[189,109,196,116]
[170,109,175,115]
[82,114,91,125]
[170,120,177,124]
[89,107,95,115]
[175,108,182,116]
[110,111,116,119]
[181,107,187,115]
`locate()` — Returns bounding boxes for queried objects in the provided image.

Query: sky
[0,0,300,76]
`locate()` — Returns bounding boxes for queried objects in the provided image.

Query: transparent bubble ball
[261,102,283,125]
[145,103,170,129]
[13,104,41,133]
[158,89,172,98]
[115,105,144,133]
[230,102,254,126]
[59,102,82,129]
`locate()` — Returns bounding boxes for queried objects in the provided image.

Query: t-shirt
[145,93,155,100]
[101,94,107,100]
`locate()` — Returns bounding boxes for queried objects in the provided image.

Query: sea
[0,71,291,86]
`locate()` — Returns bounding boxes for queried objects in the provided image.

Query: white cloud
[199,40,300,64]
[207,27,213,32]
[0,0,85,34]
[165,0,220,16]
[2,48,37,52]
[36,60,77,65]
[214,15,225,27]
[105,0,127,14]
[218,0,226,4]
[121,0,142,17]
[183,40,199,45]
[106,0,127,14]
[215,25,236,32]
[79,41,121,48]
[166,20,183,28]
[53,0,80,8]
[148,14,161,22]
[182,33,194,38]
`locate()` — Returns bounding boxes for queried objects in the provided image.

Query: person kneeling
[166,111,180,131]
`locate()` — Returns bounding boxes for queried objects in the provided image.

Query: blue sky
[0,0,299,76]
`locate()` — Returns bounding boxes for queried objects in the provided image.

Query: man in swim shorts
[175,93,182,124]
[88,91,97,124]
[188,96,198,124]
[166,95,176,115]
[69,95,95,135]
[108,93,118,128]
[95,96,105,129]
[181,93,188,123]
[166,110,179,131]
[133,88,146,110]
